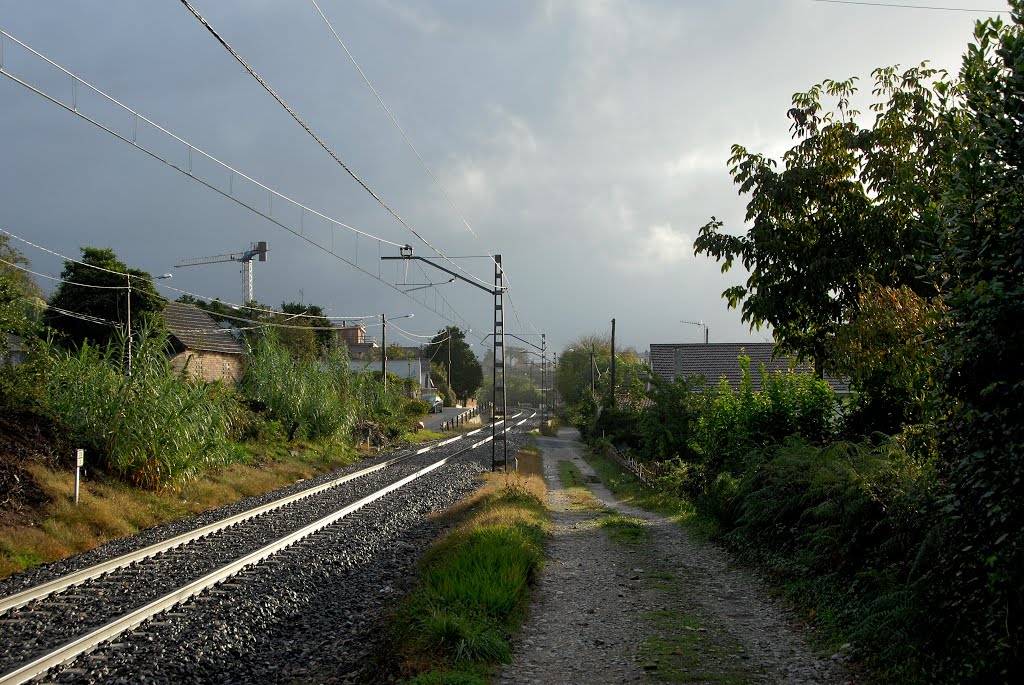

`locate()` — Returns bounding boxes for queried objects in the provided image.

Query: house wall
[169,350,244,384]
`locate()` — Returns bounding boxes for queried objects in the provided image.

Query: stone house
[164,302,247,384]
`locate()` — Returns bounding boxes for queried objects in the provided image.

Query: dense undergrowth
[0,327,437,577]
[11,329,428,492]
[390,460,548,685]
[569,350,1011,682]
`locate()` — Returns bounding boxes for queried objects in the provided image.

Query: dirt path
[493,429,865,685]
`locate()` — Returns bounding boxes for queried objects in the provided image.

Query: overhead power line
[180,0,495,293]
[812,0,1009,12]
[309,0,540,337]
[0,28,474,331]
[1,227,379,323]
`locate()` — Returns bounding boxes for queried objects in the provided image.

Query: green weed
[598,513,649,545]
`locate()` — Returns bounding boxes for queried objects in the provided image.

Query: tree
[282,301,334,353]
[424,326,482,403]
[1,234,43,352]
[554,334,644,409]
[46,247,166,349]
[554,334,608,408]
[694,66,961,373]
[929,8,1024,677]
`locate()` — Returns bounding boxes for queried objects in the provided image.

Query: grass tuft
[598,512,649,545]
[391,464,549,682]
[557,460,602,510]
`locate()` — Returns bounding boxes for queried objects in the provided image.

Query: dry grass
[0,446,361,581]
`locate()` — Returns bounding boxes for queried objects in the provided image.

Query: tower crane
[175,241,268,304]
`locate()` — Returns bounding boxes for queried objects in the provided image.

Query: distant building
[334,321,367,345]
[649,342,849,395]
[164,302,247,384]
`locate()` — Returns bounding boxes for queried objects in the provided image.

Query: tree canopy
[694,65,960,372]
[0,234,43,353]
[46,247,166,349]
[424,326,482,403]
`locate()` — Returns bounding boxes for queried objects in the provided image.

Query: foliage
[46,247,166,349]
[425,326,482,403]
[429,361,456,406]
[925,8,1024,679]
[695,357,838,474]
[694,65,959,376]
[0,234,43,349]
[281,301,334,353]
[827,277,946,437]
[392,473,547,682]
[722,438,941,677]
[239,333,353,442]
[554,334,646,410]
[39,326,242,490]
[638,372,706,463]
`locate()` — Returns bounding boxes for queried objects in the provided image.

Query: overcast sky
[0,0,1009,357]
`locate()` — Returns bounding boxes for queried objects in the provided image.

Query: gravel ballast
[0,427,533,684]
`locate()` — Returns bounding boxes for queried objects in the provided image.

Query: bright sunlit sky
[0,1,1010,356]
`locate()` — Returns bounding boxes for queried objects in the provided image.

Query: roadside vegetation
[556,9,1024,682]
[389,456,548,685]
[0,236,482,578]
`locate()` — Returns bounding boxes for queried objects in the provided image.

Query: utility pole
[590,344,595,394]
[381,247,507,470]
[609,318,616,407]
[381,313,387,390]
[541,333,547,421]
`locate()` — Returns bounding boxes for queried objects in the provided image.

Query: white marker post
[75,449,84,505]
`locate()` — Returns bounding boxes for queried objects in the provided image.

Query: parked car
[423,394,443,413]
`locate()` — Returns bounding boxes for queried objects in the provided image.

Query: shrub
[40,328,242,490]
[239,334,354,442]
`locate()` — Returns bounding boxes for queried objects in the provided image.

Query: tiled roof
[649,342,849,394]
[164,303,247,356]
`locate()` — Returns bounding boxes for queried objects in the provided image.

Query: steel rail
[0,412,526,615]
[0,443,481,685]
[0,437,448,614]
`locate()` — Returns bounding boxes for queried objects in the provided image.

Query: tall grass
[40,328,242,490]
[392,470,548,683]
[239,334,354,442]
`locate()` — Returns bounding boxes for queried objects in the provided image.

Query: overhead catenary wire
[180,0,495,293]
[0,228,380,323]
[310,1,540,337]
[0,29,474,332]
[0,257,128,290]
[812,0,1009,12]
[4,228,461,337]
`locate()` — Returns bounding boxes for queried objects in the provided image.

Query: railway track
[0,412,536,685]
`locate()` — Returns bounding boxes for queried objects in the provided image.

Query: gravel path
[494,429,869,685]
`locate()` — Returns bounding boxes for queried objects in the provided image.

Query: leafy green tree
[694,65,960,373]
[282,301,334,353]
[554,335,608,408]
[424,326,482,403]
[46,247,166,349]
[929,8,1024,677]
[0,234,43,349]
[827,277,946,437]
[555,335,644,410]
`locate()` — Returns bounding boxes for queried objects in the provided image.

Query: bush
[240,334,353,442]
[40,329,243,490]
[538,418,561,437]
